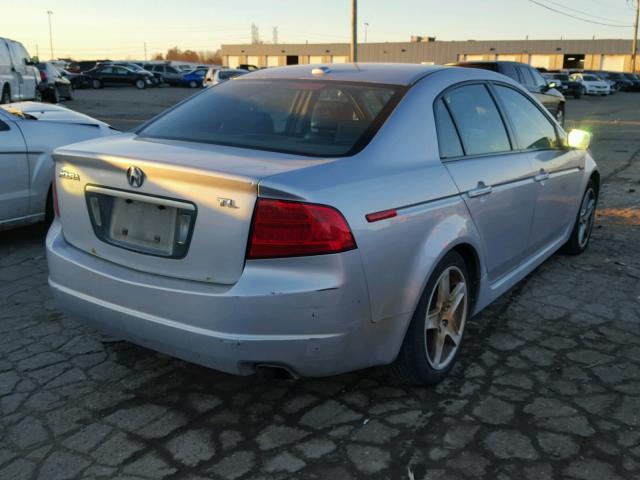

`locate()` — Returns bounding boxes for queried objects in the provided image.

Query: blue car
[181,69,207,88]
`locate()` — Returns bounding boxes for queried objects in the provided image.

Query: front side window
[442,84,511,156]
[530,68,548,89]
[139,79,403,157]
[517,67,535,87]
[494,85,559,150]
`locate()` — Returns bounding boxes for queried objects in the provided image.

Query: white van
[0,38,40,103]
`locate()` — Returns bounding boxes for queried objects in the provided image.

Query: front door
[491,83,583,254]
[0,117,29,222]
[436,83,536,282]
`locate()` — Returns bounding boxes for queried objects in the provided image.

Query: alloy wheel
[424,266,468,370]
[578,187,596,248]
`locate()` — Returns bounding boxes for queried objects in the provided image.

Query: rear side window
[499,63,520,82]
[442,84,511,156]
[139,79,404,157]
[494,85,559,150]
[434,100,463,158]
[517,66,535,87]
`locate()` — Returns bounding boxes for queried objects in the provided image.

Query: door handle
[468,182,493,198]
[534,169,550,182]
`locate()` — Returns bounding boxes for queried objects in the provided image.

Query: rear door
[492,83,583,254]
[0,115,29,222]
[436,83,537,282]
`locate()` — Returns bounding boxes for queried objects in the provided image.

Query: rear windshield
[138,79,404,157]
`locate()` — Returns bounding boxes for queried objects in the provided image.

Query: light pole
[632,0,639,73]
[47,10,54,60]
[351,0,357,62]
[364,22,369,43]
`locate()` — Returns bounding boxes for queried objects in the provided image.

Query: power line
[538,0,632,24]
[525,0,634,27]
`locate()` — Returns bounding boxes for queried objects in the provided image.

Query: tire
[45,187,54,225]
[189,80,198,88]
[135,79,146,89]
[34,88,42,102]
[555,105,565,127]
[573,89,581,100]
[561,180,597,256]
[66,85,74,100]
[92,79,102,89]
[392,250,471,386]
[0,85,10,104]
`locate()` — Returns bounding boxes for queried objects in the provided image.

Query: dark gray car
[451,61,566,125]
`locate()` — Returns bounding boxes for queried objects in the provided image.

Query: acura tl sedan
[47,64,598,385]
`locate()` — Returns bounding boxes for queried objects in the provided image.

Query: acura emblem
[126,166,144,188]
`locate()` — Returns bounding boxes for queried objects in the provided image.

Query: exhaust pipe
[255,363,300,381]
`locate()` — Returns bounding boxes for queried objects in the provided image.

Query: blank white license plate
[108,198,177,255]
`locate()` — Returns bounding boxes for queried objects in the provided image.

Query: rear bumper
[46,221,401,376]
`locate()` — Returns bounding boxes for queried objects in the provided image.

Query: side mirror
[566,129,591,150]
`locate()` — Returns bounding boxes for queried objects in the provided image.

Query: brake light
[52,174,60,218]
[247,199,356,259]
[40,70,47,82]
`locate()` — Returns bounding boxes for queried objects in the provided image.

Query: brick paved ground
[1,91,639,479]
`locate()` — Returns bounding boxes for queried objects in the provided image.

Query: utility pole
[632,0,639,73]
[351,0,358,62]
[364,22,369,43]
[144,42,148,61]
[47,10,54,60]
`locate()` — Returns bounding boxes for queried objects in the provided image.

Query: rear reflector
[366,209,397,222]
[247,199,356,259]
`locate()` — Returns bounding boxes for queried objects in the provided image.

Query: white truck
[0,38,40,103]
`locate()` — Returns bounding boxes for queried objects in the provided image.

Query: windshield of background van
[138,79,402,157]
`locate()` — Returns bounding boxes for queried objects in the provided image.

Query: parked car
[542,72,582,99]
[622,73,640,91]
[569,73,611,96]
[0,102,116,230]
[181,68,207,88]
[57,68,91,89]
[108,63,160,86]
[205,68,248,87]
[584,71,619,93]
[603,71,634,91]
[203,66,220,87]
[36,62,73,103]
[86,65,154,89]
[146,64,184,85]
[0,38,40,103]
[47,64,598,385]
[450,61,566,125]
[238,64,259,71]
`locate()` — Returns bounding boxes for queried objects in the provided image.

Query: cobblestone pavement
[1,93,640,479]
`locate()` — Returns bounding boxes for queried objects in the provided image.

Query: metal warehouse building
[221,38,638,72]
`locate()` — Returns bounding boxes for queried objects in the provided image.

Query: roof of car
[241,63,447,86]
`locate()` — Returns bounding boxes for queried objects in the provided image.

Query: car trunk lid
[53,134,327,284]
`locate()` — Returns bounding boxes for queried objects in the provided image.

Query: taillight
[247,199,356,259]
[52,175,60,218]
[40,70,47,82]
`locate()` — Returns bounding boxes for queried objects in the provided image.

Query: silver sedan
[0,102,116,230]
[47,64,598,385]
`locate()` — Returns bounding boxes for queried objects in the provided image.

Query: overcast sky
[4,0,638,60]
